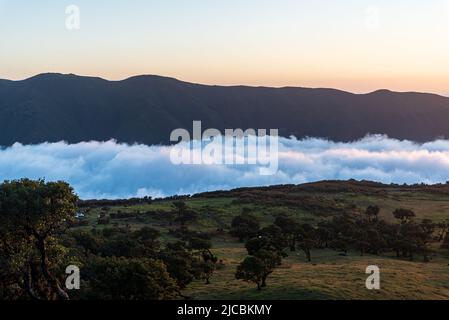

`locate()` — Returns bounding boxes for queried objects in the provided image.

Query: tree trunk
[289,238,296,252]
[305,249,311,262]
[36,237,70,300]
[261,275,268,288]
[23,265,41,300]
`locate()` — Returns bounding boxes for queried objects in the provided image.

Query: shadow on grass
[201,286,333,300]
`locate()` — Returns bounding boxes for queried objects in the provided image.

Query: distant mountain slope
[1,73,449,145]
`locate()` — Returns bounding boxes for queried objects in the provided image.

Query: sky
[0,0,448,94]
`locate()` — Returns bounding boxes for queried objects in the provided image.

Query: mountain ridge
[8,73,449,97]
[1,73,449,146]
[5,73,449,101]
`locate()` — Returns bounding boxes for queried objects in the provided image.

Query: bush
[81,256,179,300]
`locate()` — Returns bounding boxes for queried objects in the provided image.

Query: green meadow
[78,181,449,300]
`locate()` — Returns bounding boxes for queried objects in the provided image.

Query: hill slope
[78,179,449,300]
[1,73,449,145]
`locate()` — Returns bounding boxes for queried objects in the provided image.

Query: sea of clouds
[2,135,449,199]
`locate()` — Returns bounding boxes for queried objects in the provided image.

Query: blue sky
[1,0,448,93]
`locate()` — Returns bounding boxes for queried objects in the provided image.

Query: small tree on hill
[365,205,380,222]
[172,201,198,227]
[393,208,416,224]
[236,232,283,290]
[235,256,266,291]
[274,214,300,251]
[296,224,317,262]
[230,213,260,242]
[188,237,218,284]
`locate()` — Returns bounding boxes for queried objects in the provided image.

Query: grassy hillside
[76,181,449,300]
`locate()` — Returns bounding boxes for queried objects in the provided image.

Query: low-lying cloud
[2,135,449,199]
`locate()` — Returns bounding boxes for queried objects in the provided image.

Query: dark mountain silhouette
[1,73,449,146]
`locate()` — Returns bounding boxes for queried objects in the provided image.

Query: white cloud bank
[2,135,449,199]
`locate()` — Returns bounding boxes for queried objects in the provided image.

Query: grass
[342,191,449,222]
[183,246,449,300]
[78,185,449,300]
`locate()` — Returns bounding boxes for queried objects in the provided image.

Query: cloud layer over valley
[2,136,449,199]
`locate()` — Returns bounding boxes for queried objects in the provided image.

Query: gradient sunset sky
[0,0,448,94]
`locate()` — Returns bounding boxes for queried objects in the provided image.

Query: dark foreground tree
[0,179,78,300]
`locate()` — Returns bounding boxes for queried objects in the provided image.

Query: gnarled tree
[0,179,78,300]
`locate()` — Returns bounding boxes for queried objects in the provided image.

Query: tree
[393,208,416,224]
[0,179,78,300]
[274,214,300,251]
[235,256,265,290]
[255,249,282,288]
[82,256,179,300]
[133,227,161,254]
[328,215,355,255]
[199,259,217,285]
[172,201,198,227]
[417,219,435,262]
[237,233,283,290]
[245,237,271,256]
[353,231,370,256]
[71,230,103,257]
[353,216,388,256]
[159,242,200,289]
[397,222,421,260]
[365,205,380,222]
[380,223,402,257]
[436,220,449,242]
[0,229,26,299]
[442,231,449,250]
[235,247,281,290]
[172,200,187,214]
[390,219,433,261]
[230,213,260,242]
[188,237,218,284]
[258,224,289,255]
[295,224,317,262]
[316,221,333,249]
[133,226,160,242]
